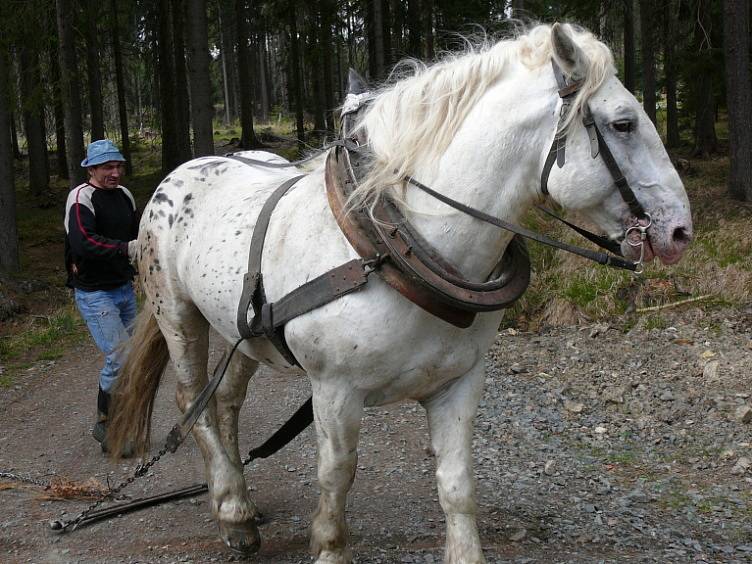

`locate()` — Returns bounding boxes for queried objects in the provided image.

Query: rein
[403,174,638,271]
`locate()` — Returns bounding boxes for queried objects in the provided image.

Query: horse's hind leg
[214,343,258,465]
[421,365,486,564]
[159,307,260,555]
[214,343,260,517]
[309,379,364,564]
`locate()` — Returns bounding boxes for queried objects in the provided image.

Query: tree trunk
[11,111,22,160]
[235,0,259,148]
[406,0,421,58]
[722,0,752,201]
[56,0,86,187]
[19,42,50,198]
[391,0,403,60]
[692,0,718,157]
[172,0,193,159]
[381,0,392,69]
[623,0,636,93]
[423,0,434,60]
[258,30,270,123]
[664,0,680,147]
[288,5,304,149]
[217,3,235,124]
[335,35,343,102]
[0,43,19,272]
[308,17,326,133]
[158,0,182,172]
[366,0,377,79]
[319,0,335,131]
[110,0,132,174]
[599,0,609,39]
[85,0,105,140]
[265,29,275,110]
[49,42,68,179]
[186,0,215,156]
[639,0,656,125]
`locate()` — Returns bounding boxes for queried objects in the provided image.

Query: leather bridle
[540,60,648,220]
[538,60,652,272]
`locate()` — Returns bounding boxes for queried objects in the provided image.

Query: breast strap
[234,172,371,366]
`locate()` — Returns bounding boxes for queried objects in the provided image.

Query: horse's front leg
[309,378,364,564]
[421,365,487,564]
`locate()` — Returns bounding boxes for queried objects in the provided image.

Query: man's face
[88,161,124,189]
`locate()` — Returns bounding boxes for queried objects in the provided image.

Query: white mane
[351,23,615,210]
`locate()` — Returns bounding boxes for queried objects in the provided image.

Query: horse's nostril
[673,226,691,244]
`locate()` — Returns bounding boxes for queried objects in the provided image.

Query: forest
[0,0,750,309]
[0,5,751,560]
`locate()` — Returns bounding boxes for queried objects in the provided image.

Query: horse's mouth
[622,230,685,266]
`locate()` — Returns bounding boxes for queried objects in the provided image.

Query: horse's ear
[347,68,369,96]
[551,23,588,80]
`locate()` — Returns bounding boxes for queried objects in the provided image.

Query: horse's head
[543,24,692,266]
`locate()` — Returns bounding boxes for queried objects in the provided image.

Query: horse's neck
[403,75,555,280]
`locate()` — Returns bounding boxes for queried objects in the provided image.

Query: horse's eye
[612,120,634,133]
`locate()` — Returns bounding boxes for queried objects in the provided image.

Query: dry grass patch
[506,155,751,328]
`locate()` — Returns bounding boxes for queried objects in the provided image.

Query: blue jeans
[74,284,137,393]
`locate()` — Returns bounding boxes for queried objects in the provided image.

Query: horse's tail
[107,308,170,459]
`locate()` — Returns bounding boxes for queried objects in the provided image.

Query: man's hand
[127,240,139,265]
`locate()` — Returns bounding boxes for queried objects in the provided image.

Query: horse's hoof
[218,520,261,555]
[314,548,353,564]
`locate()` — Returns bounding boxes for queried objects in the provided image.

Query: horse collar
[325,147,532,328]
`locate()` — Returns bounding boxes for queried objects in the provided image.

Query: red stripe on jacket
[75,185,119,250]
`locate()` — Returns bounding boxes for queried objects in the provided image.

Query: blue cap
[80,139,126,167]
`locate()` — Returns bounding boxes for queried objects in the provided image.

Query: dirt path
[1,304,751,563]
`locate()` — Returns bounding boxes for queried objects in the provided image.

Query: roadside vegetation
[507,121,751,330]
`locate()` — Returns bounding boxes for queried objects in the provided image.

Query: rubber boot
[93,387,110,451]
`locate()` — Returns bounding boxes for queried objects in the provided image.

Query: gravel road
[1,304,751,563]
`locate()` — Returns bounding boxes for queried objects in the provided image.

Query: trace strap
[50,344,314,532]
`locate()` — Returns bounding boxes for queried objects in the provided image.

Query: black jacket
[64,183,139,291]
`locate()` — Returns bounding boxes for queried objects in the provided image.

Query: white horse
[110,23,692,563]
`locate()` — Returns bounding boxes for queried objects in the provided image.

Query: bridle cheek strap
[540,60,648,221]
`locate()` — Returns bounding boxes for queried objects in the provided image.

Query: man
[64,139,139,453]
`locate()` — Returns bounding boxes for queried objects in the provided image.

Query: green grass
[504,147,752,328]
[0,306,88,377]
[607,450,639,465]
[643,314,667,331]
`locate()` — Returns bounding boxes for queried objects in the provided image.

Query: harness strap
[240,174,305,336]
[269,259,369,327]
[234,170,374,366]
[592,124,647,219]
[235,174,305,364]
[225,139,358,169]
[245,397,314,461]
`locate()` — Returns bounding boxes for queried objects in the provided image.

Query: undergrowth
[505,154,752,329]
[0,305,87,386]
